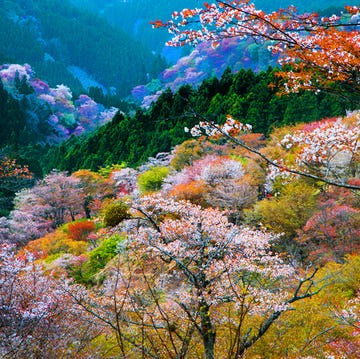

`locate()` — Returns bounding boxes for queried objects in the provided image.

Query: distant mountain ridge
[71,0,350,106]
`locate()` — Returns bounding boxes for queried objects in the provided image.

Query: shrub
[250,180,319,238]
[137,166,169,194]
[75,234,124,285]
[103,200,130,227]
[20,229,88,260]
[68,221,96,241]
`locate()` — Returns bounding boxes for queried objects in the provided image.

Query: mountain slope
[44,67,353,172]
[0,0,166,96]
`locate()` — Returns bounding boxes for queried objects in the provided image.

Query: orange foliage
[68,221,96,241]
[0,157,32,179]
[276,27,360,95]
[169,180,208,206]
[238,133,266,149]
[162,2,359,97]
[89,198,103,214]
[20,230,88,260]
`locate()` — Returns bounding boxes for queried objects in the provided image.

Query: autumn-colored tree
[19,227,88,260]
[0,157,33,216]
[155,1,360,102]
[0,157,32,181]
[168,179,209,206]
[67,220,96,241]
[73,169,115,218]
[299,198,360,264]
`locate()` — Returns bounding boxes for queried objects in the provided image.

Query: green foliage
[103,200,130,227]
[97,163,126,178]
[137,166,169,194]
[249,180,320,238]
[75,234,124,285]
[170,139,206,171]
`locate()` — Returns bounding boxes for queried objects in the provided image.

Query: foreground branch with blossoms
[153,1,360,102]
[0,244,101,358]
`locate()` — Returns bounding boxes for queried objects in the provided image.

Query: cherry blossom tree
[69,194,322,358]
[7,171,85,245]
[111,167,139,197]
[279,111,360,181]
[164,154,257,218]
[189,112,360,191]
[0,243,101,358]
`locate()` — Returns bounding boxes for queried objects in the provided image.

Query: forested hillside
[45,67,354,172]
[0,63,131,215]
[0,0,166,96]
[1,107,359,357]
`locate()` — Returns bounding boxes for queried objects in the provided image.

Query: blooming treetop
[94,194,321,358]
[280,111,360,170]
[128,195,299,314]
[189,112,360,191]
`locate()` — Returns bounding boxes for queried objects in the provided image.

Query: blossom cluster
[280,112,360,167]
[190,115,252,138]
[124,194,294,312]
[0,63,118,142]
[158,1,360,95]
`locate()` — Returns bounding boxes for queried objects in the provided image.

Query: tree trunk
[200,303,216,359]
